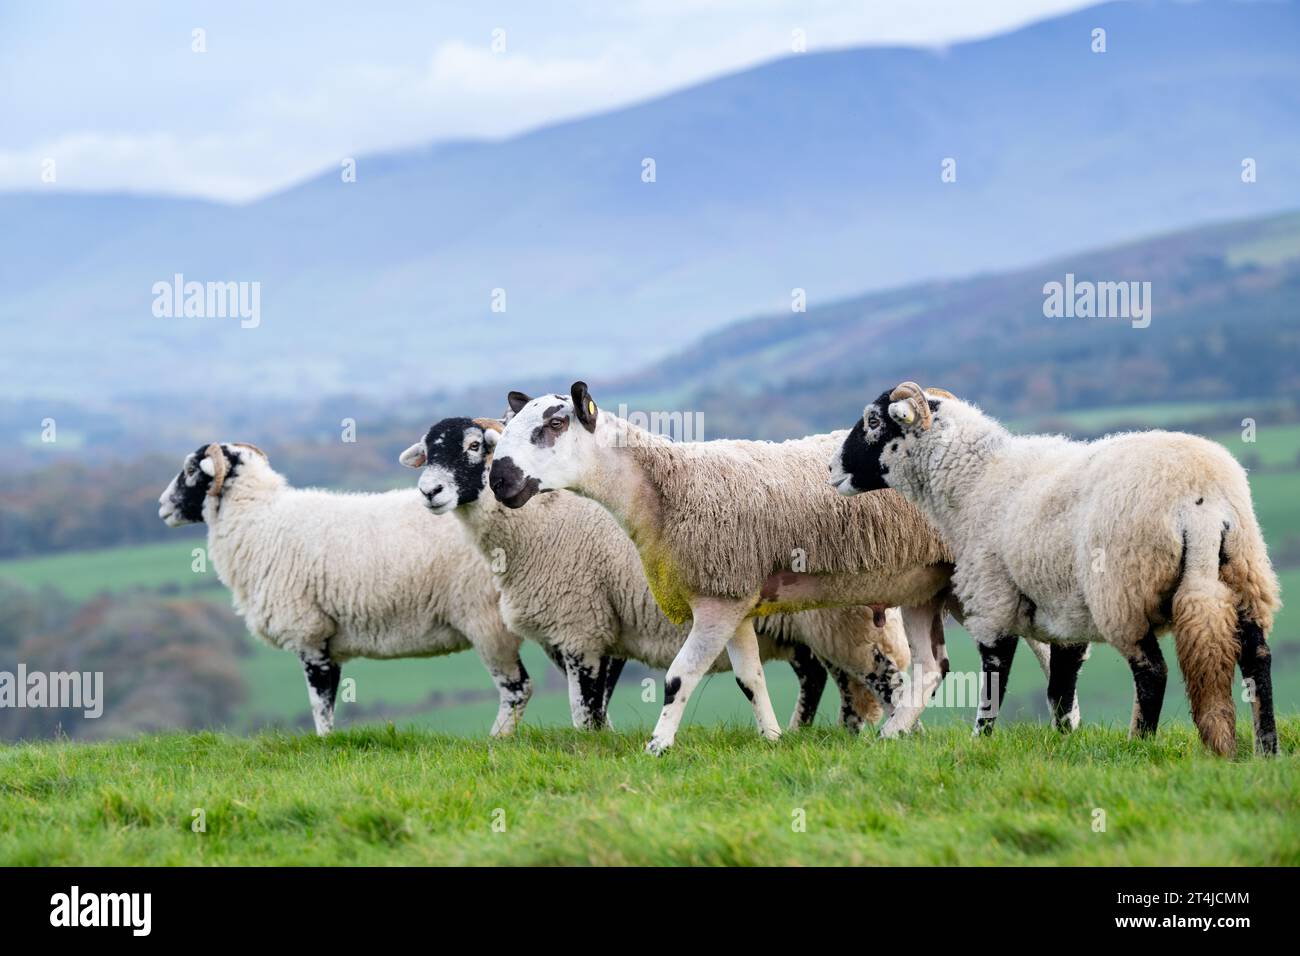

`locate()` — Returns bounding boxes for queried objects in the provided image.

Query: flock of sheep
[158,381,1281,757]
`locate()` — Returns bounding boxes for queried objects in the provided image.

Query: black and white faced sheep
[487,384,973,755]
[830,383,1281,756]
[400,417,905,733]
[158,442,533,737]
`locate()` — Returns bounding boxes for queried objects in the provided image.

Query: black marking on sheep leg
[1237,614,1277,755]
[1126,629,1167,738]
[542,642,568,676]
[1047,643,1088,732]
[734,677,755,701]
[564,652,608,729]
[788,644,829,727]
[300,651,341,735]
[489,659,533,734]
[663,676,682,705]
[827,663,865,733]
[974,635,1018,735]
[863,647,903,713]
[601,656,626,715]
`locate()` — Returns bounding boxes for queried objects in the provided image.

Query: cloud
[0,0,1104,202]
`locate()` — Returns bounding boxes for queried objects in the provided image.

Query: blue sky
[0,0,1101,201]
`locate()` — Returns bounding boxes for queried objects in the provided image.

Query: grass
[0,721,1296,866]
[0,538,210,601]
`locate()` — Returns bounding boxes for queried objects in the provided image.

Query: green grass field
[1,722,1295,865]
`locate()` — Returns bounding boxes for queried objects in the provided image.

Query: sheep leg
[1125,629,1167,738]
[601,656,627,719]
[480,655,530,738]
[1047,642,1090,732]
[299,650,341,736]
[1236,614,1278,756]
[647,597,751,755]
[880,602,945,738]
[727,617,783,742]
[563,650,613,730]
[825,662,872,734]
[973,634,1018,735]
[787,643,829,729]
[541,642,568,676]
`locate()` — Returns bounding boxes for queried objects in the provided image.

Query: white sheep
[400,416,908,732]
[829,382,1281,755]
[157,442,532,737]
[487,384,1025,755]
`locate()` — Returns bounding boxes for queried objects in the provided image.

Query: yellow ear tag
[587,400,596,417]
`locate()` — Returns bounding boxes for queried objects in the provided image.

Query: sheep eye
[467,441,481,452]
[549,418,565,430]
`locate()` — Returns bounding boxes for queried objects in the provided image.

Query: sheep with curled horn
[485,383,1079,755]
[831,382,1281,756]
[400,415,909,734]
[158,441,535,736]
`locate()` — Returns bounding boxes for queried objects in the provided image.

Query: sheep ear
[483,429,501,449]
[571,381,598,433]
[399,443,427,468]
[199,456,217,477]
[507,391,532,414]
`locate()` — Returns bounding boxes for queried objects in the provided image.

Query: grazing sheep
[487,383,1014,755]
[157,442,532,737]
[400,416,907,732]
[829,382,1281,755]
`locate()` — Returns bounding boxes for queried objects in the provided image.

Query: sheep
[486,383,1060,756]
[157,442,533,737]
[829,382,1281,756]
[399,416,908,732]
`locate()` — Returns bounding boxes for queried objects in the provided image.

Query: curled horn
[204,443,228,497]
[889,381,933,430]
[229,441,266,458]
[472,418,505,434]
[926,387,955,400]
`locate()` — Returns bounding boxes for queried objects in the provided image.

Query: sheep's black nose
[490,458,519,494]
[426,484,444,498]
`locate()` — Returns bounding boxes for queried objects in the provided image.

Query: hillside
[608,210,1300,437]
[2,0,1299,403]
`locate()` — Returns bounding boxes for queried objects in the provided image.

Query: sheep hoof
[645,737,672,756]
[1256,732,1279,756]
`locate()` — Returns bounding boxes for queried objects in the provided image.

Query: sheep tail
[1218,504,1281,635]
[1171,500,1254,756]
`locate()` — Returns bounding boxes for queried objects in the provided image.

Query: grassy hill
[1,723,1295,865]
[612,210,1300,439]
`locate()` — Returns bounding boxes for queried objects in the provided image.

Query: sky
[0,0,1104,203]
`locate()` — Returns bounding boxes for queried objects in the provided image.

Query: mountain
[3,0,1299,404]
[601,209,1300,439]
